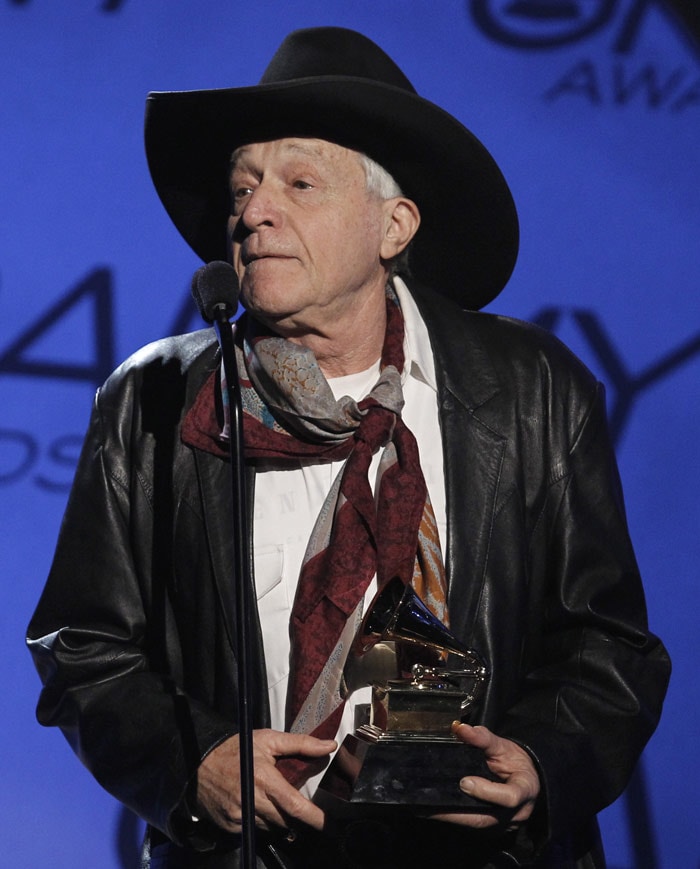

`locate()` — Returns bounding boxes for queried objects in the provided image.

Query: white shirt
[251,279,446,795]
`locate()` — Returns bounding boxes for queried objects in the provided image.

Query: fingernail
[460,778,475,793]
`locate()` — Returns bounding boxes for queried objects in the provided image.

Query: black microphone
[190,258,257,868]
[191,260,240,323]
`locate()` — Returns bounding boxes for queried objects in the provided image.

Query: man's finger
[451,721,496,752]
[258,730,337,761]
[430,810,503,829]
[459,774,530,809]
[263,768,327,830]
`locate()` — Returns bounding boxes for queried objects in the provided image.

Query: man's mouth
[243,252,271,265]
[242,252,291,267]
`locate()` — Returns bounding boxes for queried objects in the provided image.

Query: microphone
[191,260,240,323]
[190,258,257,868]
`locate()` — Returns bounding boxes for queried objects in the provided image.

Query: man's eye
[293,180,313,190]
[233,186,253,200]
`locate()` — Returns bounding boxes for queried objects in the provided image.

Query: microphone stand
[213,308,257,869]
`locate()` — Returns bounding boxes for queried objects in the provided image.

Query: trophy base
[315,729,501,817]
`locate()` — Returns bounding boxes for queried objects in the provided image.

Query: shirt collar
[393,276,437,392]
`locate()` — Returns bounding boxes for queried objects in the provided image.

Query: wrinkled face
[227,137,391,338]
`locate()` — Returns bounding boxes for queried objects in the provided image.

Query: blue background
[2,2,698,866]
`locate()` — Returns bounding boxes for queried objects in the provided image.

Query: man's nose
[239,182,281,230]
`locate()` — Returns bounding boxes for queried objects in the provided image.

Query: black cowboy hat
[145,27,518,310]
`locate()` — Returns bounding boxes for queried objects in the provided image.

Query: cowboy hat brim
[145,74,519,310]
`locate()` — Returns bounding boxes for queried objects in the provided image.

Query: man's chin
[242,302,305,338]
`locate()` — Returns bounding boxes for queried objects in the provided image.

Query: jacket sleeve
[404,286,669,858]
[494,377,670,844]
[26,355,237,845]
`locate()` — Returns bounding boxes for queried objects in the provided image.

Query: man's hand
[196,729,336,834]
[432,722,540,829]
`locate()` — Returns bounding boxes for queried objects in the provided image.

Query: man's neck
[276,285,388,378]
[306,331,384,378]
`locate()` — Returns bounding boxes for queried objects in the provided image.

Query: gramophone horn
[356,576,479,660]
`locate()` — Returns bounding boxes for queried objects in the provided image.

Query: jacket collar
[406,279,502,413]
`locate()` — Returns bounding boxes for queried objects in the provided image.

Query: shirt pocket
[254,543,285,601]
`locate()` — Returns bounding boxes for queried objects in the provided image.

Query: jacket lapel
[409,282,507,643]
[194,446,270,725]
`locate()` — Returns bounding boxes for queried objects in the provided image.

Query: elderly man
[27,27,669,869]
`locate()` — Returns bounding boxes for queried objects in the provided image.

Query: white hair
[358,152,403,200]
[357,152,411,277]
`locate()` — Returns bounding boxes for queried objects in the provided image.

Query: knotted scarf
[182,290,447,787]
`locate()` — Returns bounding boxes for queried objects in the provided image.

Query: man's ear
[380,197,421,260]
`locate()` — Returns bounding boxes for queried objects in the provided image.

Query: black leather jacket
[27,283,670,867]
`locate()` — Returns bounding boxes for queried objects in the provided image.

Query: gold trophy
[315,577,496,815]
